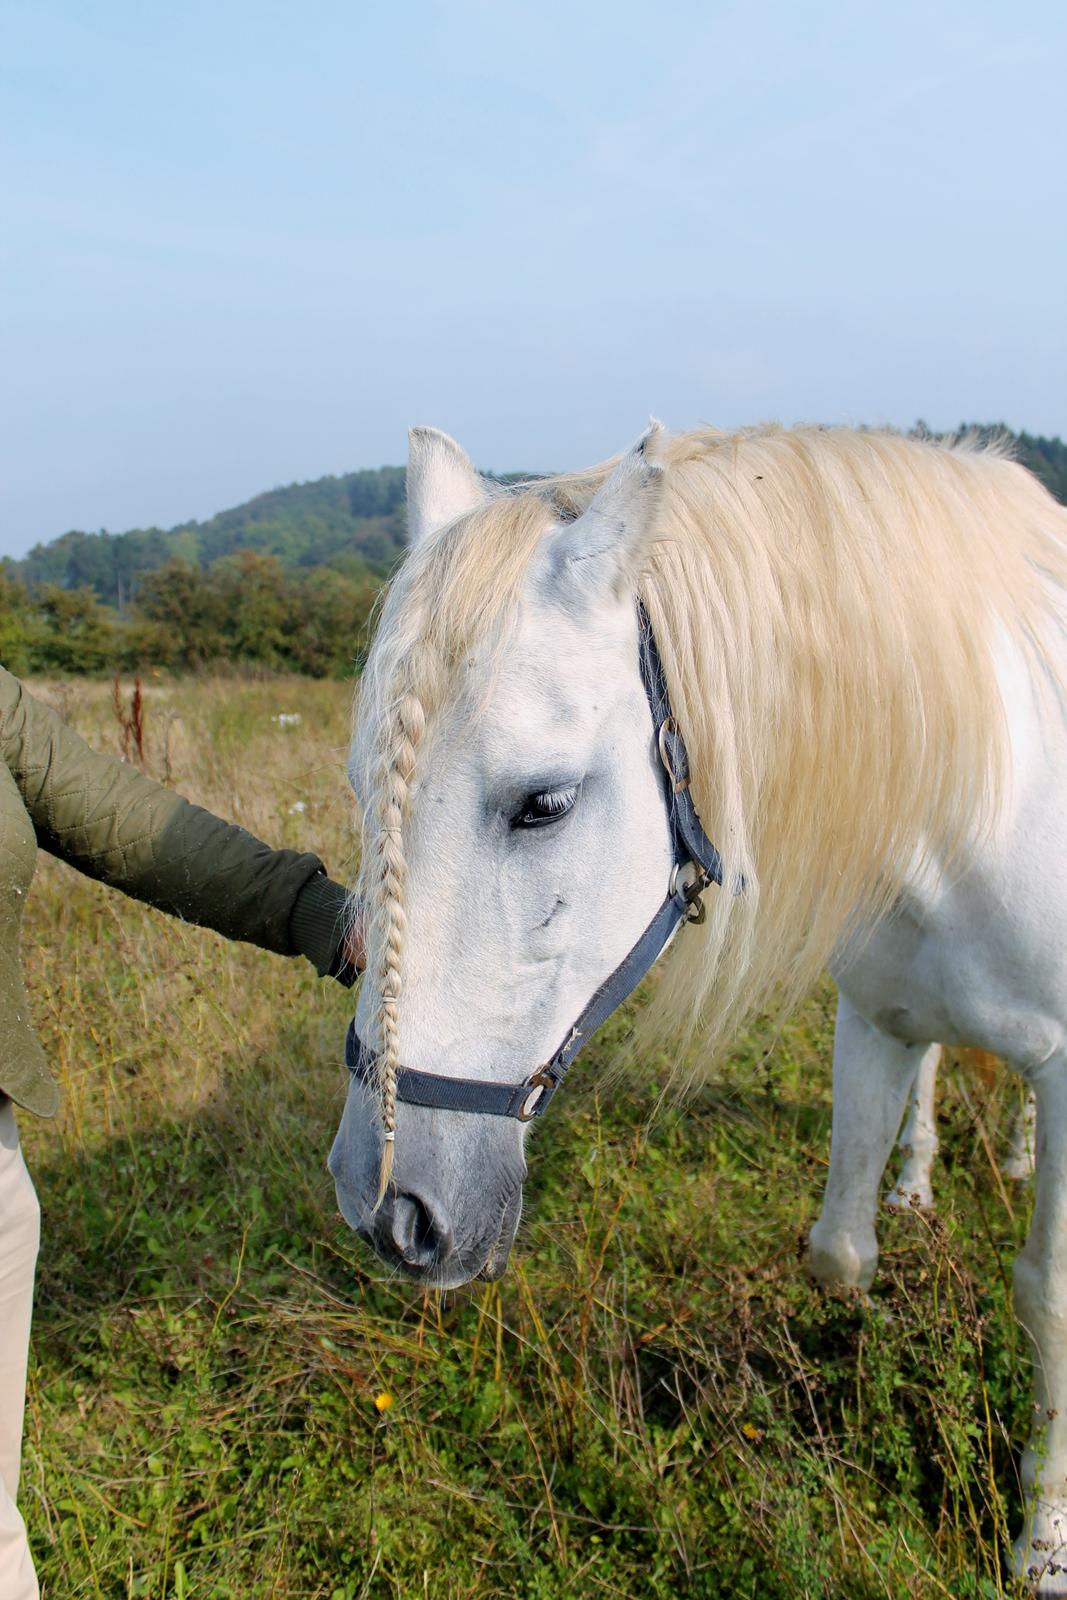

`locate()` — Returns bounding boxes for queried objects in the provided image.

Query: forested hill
[8,465,408,607]
[5,425,1066,612]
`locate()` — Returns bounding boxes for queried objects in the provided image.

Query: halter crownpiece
[345,601,725,1122]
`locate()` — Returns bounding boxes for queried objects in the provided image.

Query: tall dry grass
[13,676,1038,1598]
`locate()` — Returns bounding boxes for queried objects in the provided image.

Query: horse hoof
[806,1222,877,1293]
[884,1184,934,1212]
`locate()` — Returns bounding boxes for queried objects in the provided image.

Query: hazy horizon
[3,0,1065,560]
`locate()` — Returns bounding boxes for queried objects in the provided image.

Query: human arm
[0,666,360,981]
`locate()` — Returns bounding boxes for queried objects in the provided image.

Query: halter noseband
[345,603,725,1123]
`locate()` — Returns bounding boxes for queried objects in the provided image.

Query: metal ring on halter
[517,1071,553,1121]
[669,862,708,926]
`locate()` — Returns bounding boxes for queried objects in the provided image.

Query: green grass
[16,677,1039,1598]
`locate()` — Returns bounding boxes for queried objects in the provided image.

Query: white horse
[328,421,1067,1591]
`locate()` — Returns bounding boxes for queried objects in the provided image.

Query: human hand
[342,909,366,974]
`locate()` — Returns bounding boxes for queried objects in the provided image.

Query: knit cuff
[289,873,361,986]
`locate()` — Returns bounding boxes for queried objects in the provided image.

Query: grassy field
[16,676,1039,1599]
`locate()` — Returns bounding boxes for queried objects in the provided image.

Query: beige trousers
[0,1101,40,1599]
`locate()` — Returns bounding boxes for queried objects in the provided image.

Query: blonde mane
[355,425,1067,1115]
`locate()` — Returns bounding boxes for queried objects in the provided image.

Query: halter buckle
[657,717,690,793]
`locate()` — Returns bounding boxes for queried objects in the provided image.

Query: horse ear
[406,427,491,549]
[544,422,665,604]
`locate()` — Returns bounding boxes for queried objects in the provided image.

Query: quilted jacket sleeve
[0,666,354,972]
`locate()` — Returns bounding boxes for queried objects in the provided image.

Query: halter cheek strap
[345,603,725,1121]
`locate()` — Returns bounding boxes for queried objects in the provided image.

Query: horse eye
[512,785,579,830]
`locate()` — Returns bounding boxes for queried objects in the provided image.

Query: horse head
[328,425,676,1286]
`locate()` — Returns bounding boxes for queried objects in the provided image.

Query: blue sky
[2,0,1064,557]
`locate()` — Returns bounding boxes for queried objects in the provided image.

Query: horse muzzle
[360,1177,523,1287]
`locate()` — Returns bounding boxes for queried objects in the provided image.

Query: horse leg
[1011,1061,1067,1593]
[1003,1087,1038,1182]
[885,1042,941,1211]
[808,992,928,1291]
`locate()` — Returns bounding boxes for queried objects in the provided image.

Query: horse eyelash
[511,785,579,829]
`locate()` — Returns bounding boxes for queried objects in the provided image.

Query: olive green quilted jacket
[0,666,354,1116]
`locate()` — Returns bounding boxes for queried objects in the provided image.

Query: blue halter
[345,603,724,1122]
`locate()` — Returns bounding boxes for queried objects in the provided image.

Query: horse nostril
[389,1192,454,1269]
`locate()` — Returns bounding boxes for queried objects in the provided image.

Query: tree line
[0,552,378,679]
